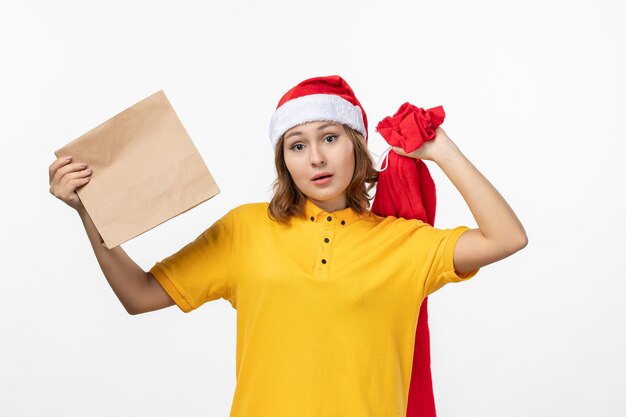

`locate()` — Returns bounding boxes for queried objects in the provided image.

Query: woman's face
[282,121,355,213]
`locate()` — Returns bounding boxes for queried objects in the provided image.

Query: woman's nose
[310,146,326,165]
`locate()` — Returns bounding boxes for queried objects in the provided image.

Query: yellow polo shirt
[149,198,479,417]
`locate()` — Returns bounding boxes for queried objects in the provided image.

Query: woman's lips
[312,175,333,185]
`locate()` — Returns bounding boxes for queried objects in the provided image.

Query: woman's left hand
[391,127,453,162]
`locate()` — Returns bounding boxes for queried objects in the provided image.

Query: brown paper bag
[54,90,220,249]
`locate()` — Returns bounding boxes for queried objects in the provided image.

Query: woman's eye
[290,144,305,151]
[323,135,337,143]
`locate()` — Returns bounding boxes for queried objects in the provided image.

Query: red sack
[371,103,446,417]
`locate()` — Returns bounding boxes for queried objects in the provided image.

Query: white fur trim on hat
[268,93,367,150]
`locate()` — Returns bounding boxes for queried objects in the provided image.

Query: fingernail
[65,156,72,160]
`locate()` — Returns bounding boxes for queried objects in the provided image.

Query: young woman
[48,75,527,416]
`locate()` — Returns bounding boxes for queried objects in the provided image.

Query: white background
[1,0,624,416]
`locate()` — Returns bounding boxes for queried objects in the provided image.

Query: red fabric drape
[370,103,446,417]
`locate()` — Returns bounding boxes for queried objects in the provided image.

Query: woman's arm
[50,155,175,315]
[77,206,175,314]
[392,127,528,274]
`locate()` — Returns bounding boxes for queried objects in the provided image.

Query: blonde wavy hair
[268,124,379,224]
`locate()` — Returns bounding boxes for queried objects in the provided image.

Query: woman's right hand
[49,156,93,212]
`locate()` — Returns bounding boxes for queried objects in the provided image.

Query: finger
[67,176,92,191]
[58,166,91,188]
[48,156,73,183]
[391,146,406,156]
[55,176,92,200]
[55,169,92,194]
[62,168,92,183]
[52,162,89,187]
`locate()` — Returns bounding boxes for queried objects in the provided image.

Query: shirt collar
[303,198,370,226]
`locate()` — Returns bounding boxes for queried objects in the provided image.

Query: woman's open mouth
[312,174,333,185]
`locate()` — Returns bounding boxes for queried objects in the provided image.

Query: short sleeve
[148,209,234,313]
[410,223,480,297]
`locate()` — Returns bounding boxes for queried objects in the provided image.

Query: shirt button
[310,216,314,222]
[324,237,329,243]
[321,259,327,264]
[341,220,346,225]
[327,216,332,222]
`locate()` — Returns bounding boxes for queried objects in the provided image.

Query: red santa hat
[268,75,369,149]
